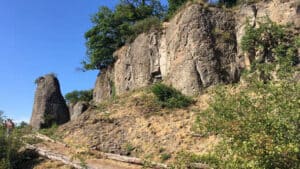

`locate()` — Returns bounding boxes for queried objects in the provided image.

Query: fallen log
[29,133,210,169]
[25,144,85,169]
[101,153,167,169]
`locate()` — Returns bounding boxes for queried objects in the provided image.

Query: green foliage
[192,20,300,168]
[194,79,300,168]
[241,18,298,81]
[151,83,193,108]
[0,113,34,169]
[124,143,135,155]
[83,0,165,70]
[218,0,238,7]
[160,153,171,162]
[167,0,188,18]
[212,27,234,42]
[65,89,93,104]
[169,151,204,169]
[131,17,161,38]
[39,124,61,141]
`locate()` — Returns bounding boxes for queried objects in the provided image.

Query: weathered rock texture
[236,0,300,69]
[93,67,114,103]
[94,4,239,102]
[94,1,300,103]
[30,74,70,129]
[68,101,89,121]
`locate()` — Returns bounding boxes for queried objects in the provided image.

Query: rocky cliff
[94,0,300,103]
[236,0,300,69]
[30,74,70,129]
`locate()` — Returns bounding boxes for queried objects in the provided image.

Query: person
[4,119,15,137]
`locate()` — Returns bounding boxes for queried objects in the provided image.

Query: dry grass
[56,88,220,164]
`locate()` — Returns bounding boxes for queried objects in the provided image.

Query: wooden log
[25,144,85,169]
[30,133,210,169]
[190,163,210,169]
[101,152,168,169]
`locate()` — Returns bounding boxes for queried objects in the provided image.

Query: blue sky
[0,0,144,123]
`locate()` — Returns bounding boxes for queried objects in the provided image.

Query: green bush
[0,112,34,169]
[130,17,161,41]
[39,124,61,141]
[151,83,193,108]
[167,0,188,18]
[241,18,298,80]
[65,89,93,104]
[193,79,300,168]
[191,19,300,169]
[160,153,171,162]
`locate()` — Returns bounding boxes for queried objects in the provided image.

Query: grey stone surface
[93,1,299,103]
[69,101,89,121]
[30,74,70,129]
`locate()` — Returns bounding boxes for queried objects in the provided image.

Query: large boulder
[68,101,89,121]
[30,74,70,129]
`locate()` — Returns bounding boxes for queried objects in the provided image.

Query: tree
[167,0,188,17]
[83,0,165,70]
[220,0,237,7]
[65,89,93,104]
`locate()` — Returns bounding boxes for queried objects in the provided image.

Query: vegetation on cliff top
[65,89,93,104]
[83,0,244,71]
[82,0,165,70]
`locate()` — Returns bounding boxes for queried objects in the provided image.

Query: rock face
[93,67,114,103]
[94,4,239,102]
[68,101,89,121]
[30,74,70,129]
[236,0,300,69]
[93,1,300,103]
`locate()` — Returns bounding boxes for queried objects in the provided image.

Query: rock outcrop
[30,74,70,129]
[93,67,114,103]
[68,101,89,121]
[93,0,300,103]
[94,3,239,102]
[236,0,300,69]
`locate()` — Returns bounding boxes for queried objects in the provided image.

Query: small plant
[124,143,135,155]
[39,124,61,140]
[129,17,162,42]
[151,83,193,108]
[160,153,171,162]
[212,28,234,42]
[170,151,203,169]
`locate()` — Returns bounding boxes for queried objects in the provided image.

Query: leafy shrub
[160,153,171,162]
[241,18,298,80]
[65,89,93,104]
[167,0,189,18]
[170,151,204,169]
[0,112,34,169]
[193,78,300,168]
[130,17,161,41]
[192,19,300,169]
[39,124,61,141]
[151,83,193,108]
